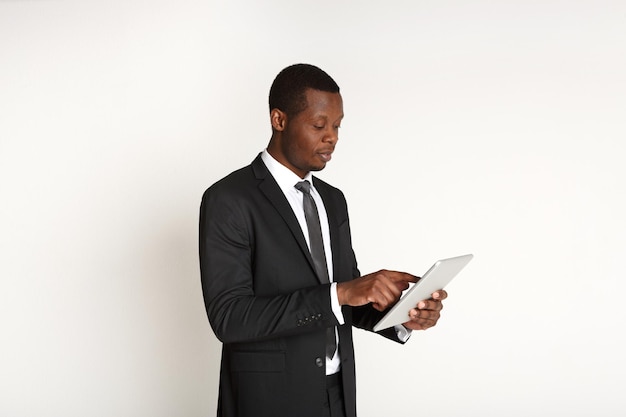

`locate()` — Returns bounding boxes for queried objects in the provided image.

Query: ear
[270,108,287,131]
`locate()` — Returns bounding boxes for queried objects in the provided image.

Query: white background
[1,1,625,416]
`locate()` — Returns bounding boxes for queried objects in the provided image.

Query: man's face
[272,89,344,178]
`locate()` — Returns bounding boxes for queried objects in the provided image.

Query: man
[199,64,447,417]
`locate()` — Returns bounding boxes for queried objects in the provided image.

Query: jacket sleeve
[199,187,338,344]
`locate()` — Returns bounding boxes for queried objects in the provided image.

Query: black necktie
[295,180,337,360]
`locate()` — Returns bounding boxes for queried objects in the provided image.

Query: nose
[323,127,339,144]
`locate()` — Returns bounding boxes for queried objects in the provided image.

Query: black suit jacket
[200,154,400,417]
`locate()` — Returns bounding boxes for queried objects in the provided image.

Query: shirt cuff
[330,283,345,325]
[394,325,412,342]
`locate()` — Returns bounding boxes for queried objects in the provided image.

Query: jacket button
[315,357,324,367]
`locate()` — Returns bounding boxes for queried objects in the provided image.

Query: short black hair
[269,63,340,117]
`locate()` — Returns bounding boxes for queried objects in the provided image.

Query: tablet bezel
[372,254,473,332]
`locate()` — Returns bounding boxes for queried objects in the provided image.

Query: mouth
[318,150,333,163]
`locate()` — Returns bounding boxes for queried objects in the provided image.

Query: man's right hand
[336,270,417,311]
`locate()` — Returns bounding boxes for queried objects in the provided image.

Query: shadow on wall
[127,206,223,412]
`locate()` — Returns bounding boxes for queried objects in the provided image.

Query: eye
[313,124,325,130]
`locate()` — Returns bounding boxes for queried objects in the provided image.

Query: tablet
[373,254,473,332]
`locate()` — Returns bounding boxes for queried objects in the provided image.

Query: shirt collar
[261,149,314,193]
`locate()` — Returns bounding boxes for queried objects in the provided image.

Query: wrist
[336,282,347,305]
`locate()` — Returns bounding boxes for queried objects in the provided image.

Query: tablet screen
[373,254,473,332]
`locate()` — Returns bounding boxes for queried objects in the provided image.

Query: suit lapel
[251,156,321,282]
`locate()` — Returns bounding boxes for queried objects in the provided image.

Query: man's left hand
[402,290,447,331]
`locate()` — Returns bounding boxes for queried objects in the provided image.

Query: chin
[311,161,328,172]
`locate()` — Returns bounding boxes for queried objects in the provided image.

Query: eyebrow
[310,113,344,121]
